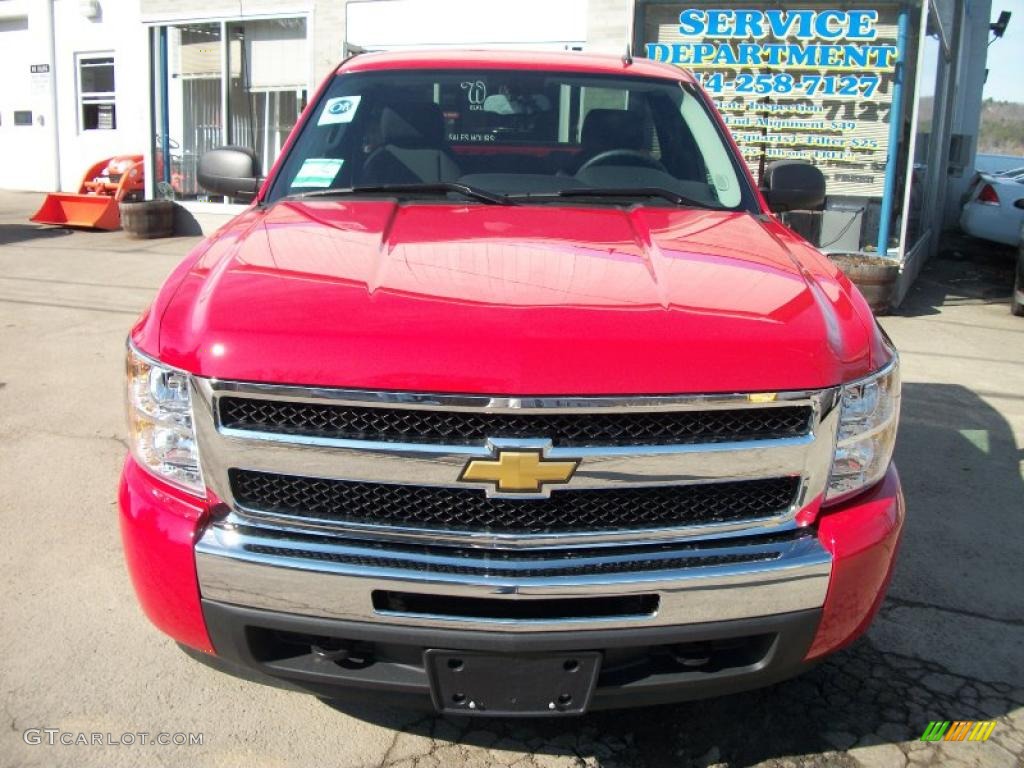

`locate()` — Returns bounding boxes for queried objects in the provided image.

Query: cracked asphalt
[0,191,1021,767]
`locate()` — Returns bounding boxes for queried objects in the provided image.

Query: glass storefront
[902,1,951,253]
[149,16,309,201]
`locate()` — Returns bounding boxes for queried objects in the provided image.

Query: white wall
[585,0,629,54]
[0,1,58,191]
[346,0,588,50]
[52,0,149,191]
[0,0,148,193]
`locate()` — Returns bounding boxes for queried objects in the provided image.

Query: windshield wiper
[511,187,723,210]
[286,182,515,205]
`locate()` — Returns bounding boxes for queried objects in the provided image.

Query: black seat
[360,102,460,185]
[565,109,647,173]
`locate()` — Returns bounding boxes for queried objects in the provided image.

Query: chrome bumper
[195,524,832,632]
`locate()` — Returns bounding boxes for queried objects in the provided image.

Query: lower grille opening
[248,628,379,667]
[371,591,659,621]
[244,625,774,682]
[599,634,774,685]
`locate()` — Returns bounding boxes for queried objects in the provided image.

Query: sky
[984,0,1024,102]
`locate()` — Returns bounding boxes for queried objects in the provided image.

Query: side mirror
[197,147,261,199]
[760,160,826,213]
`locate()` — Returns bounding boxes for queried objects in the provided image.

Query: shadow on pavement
[892,382,1024,624]
[0,223,73,246]
[896,232,1016,318]
[322,634,1021,766]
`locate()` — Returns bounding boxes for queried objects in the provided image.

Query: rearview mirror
[198,147,261,200]
[760,160,826,213]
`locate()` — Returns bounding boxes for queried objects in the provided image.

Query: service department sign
[644,4,900,198]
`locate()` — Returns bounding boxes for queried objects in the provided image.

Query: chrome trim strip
[195,524,832,630]
[219,508,802,550]
[206,431,813,491]
[205,378,826,413]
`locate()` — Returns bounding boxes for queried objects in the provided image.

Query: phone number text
[697,72,881,97]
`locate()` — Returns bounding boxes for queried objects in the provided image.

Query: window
[268,69,751,211]
[151,18,308,201]
[226,19,309,175]
[78,55,116,130]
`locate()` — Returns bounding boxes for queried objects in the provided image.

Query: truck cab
[120,50,903,716]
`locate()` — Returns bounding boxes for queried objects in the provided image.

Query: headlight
[125,345,204,495]
[826,357,900,504]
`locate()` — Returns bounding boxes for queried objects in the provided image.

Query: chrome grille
[193,379,840,549]
[193,378,840,630]
[219,396,812,446]
[231,469,800,534]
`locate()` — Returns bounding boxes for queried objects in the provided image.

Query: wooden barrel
[827,253,899,314]
[119,200,175,239]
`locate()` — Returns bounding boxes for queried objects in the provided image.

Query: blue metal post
[160,27,171,186]
[876,6,909,256]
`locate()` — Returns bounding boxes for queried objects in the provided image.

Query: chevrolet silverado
[120,50,903,716]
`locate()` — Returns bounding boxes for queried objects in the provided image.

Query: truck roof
[337,48,695,83]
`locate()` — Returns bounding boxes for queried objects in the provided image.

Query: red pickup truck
[120,50,903,716]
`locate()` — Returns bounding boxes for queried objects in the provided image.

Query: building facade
[0,0,147,192]
[0,0,997,304]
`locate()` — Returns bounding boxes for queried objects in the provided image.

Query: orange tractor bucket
[31,192,124,230]
[31,155,144,231]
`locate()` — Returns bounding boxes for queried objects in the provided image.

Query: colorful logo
[920,721,997,742]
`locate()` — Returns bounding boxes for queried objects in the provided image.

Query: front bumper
[194,525,832,632]
[119,459,904,708]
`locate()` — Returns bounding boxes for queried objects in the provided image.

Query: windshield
[266,68,752,209]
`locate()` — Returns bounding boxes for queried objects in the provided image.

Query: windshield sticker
[461,80,487,111]
[318,96,361,126]
[291,158,343,188]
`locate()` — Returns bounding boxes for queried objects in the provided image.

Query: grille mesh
[230,470,799,534]
[218,397,812,447]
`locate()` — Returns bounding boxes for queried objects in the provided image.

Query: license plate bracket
[424,650,601,716]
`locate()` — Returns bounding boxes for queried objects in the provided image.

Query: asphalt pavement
[0,190,1021,767]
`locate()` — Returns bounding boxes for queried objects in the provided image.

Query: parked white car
[960,168,1024,246]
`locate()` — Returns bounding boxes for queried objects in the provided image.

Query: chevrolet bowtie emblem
[460,450,579,494]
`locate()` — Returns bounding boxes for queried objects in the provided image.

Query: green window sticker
[291,158,343,189]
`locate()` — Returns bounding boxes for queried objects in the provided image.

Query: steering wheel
[577,149,665,174]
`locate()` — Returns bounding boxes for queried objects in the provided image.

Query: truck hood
[151,200,879,394]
